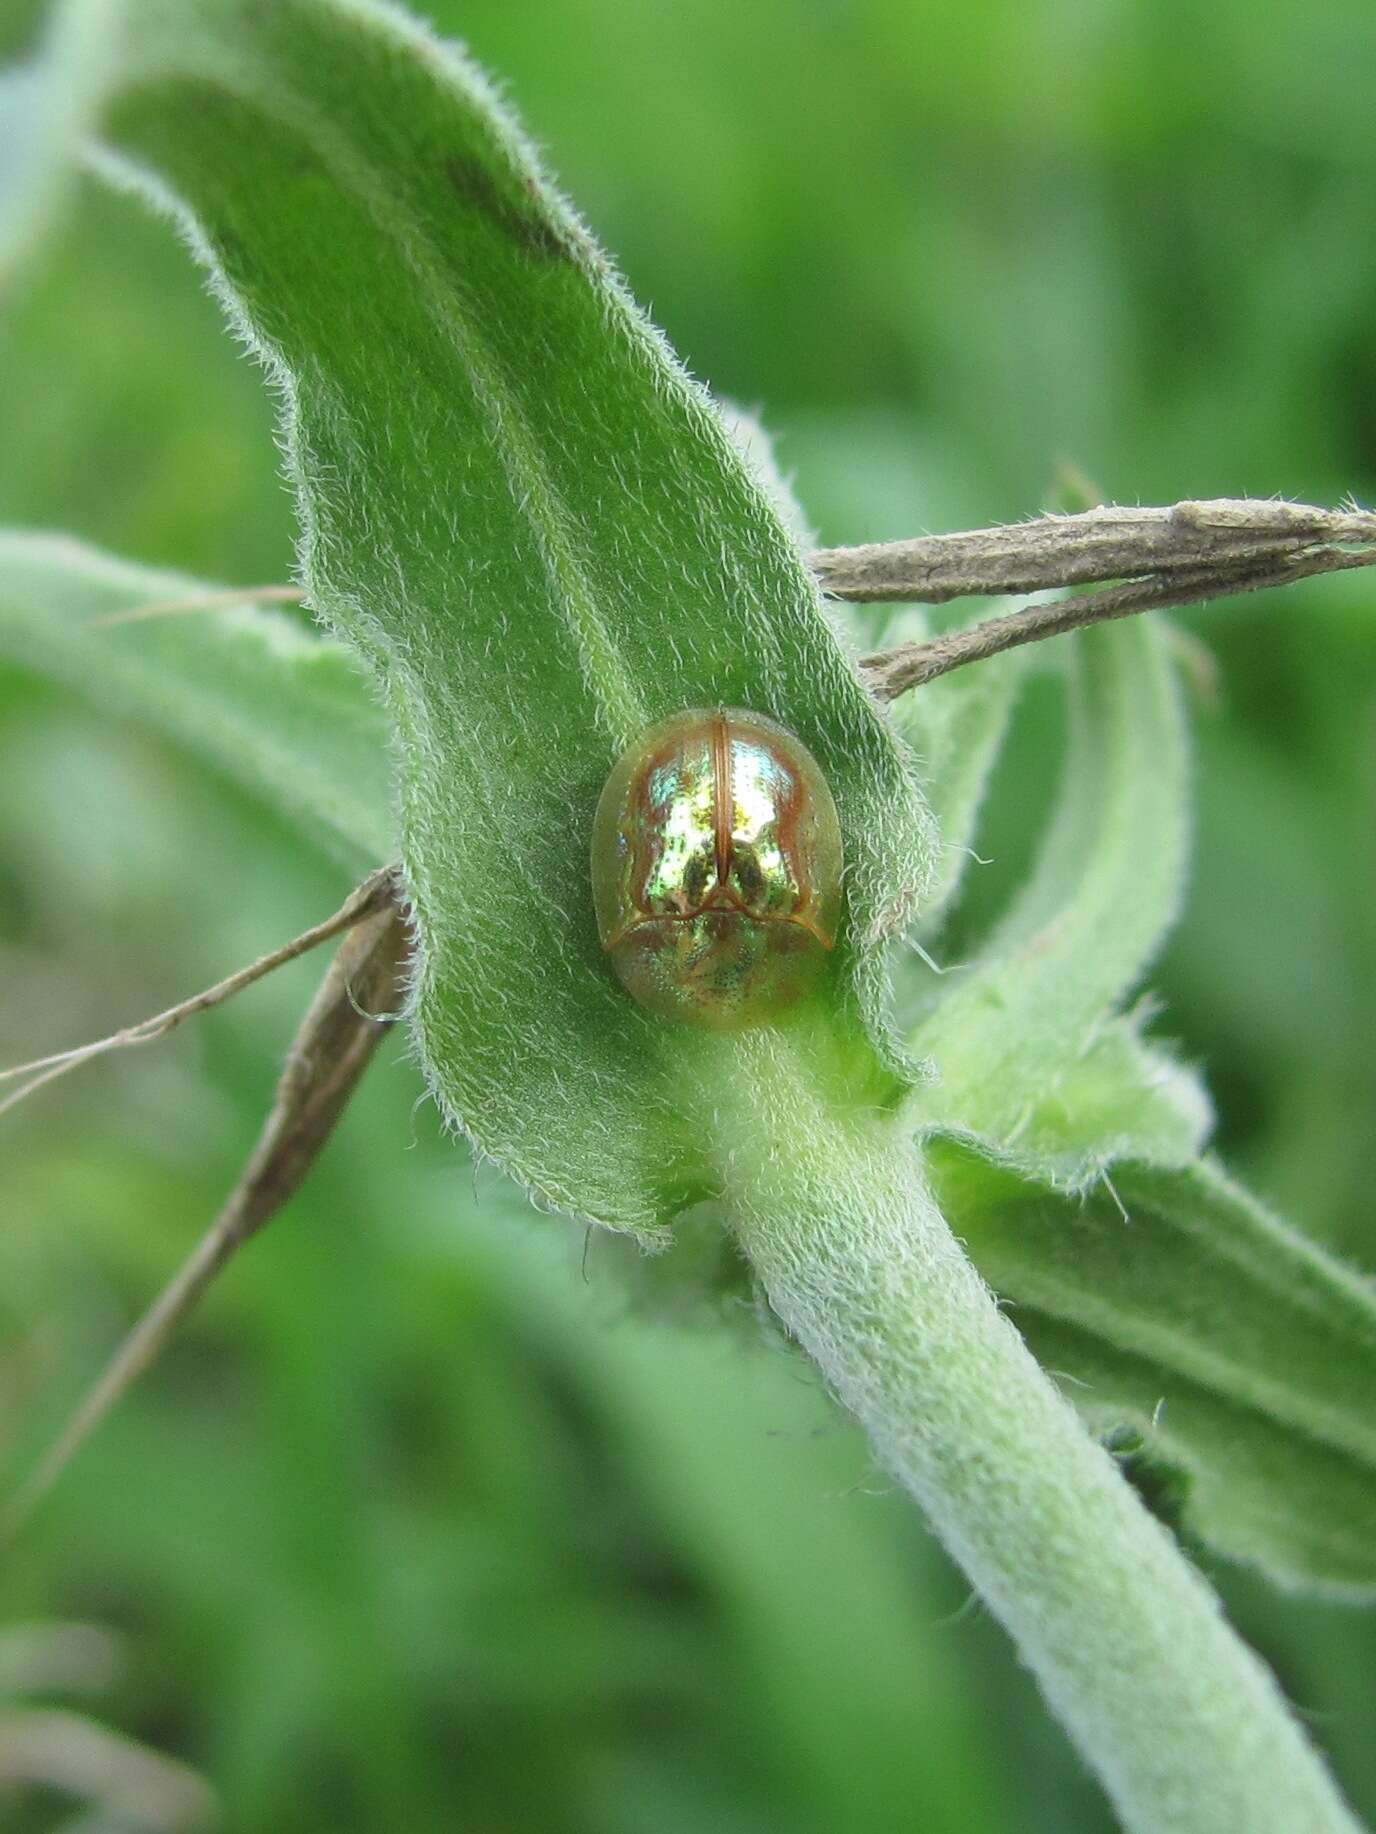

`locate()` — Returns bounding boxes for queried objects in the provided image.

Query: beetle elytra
[591,708,843,1029]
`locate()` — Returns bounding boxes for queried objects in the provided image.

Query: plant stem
[0,864,400,1117]
[858,546,1376,698]
[814,496,1376,603]
[722,1058,1363,1834]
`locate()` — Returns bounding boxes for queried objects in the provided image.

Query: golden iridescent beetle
[591,708,843,1029]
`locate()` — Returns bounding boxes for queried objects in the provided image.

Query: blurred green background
[2,1,1374,1829]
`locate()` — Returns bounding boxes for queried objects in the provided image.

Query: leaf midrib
[116,37,649,747]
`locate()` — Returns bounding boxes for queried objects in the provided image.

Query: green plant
[2,4,1374,1831]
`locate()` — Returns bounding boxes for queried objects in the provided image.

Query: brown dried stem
[823,497,1376,699]
[88,584,307,628]
[2,894,411,1541]
[0,866,400,1119]
[90,499,1375,704]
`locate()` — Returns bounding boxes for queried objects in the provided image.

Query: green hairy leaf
[933,1141,1376,1596]
[994,1011,1212,1178]
[0,532,391,863]
[877,604,1024,945]
[33,0,933,1238]
[911,614,1190,1181]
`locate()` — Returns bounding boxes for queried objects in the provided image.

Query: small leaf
[879,603,1025,947]
[911,615,1189,1181]
[974,1012,1213,1183]
[32,0,934,1236]
[1033,1316,1376,1599]
[0,532,391,863]
[930,1138,1376,1595]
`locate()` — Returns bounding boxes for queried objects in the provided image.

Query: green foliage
[936,1144,1376,1597]
[884,616,1023,942]
[57,0,933,1238]
[2,0,1376,1829]
[910,615,1192,1173]
[723,1098,1362,1834]
[10,520,1372,1610]
[0,0,1369,1610]
[0,534,390,864]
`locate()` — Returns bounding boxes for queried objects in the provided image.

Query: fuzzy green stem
[722,1052,1362,1834]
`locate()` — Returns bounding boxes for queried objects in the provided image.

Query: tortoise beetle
[591,708,843,1029]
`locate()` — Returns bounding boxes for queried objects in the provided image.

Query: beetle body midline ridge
[711,708,734,891]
